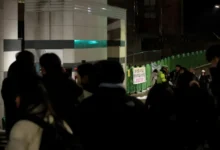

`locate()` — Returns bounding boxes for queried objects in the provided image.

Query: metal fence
[127,50,162,66]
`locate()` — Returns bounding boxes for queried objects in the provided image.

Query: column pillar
[107,19,127,87]
[0,0,18,128]
[0,0,4,129]
[3,0,18,72]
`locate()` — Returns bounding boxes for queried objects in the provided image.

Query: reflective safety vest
[157,71,167,84]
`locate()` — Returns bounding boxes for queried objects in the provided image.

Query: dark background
[184,0,220,35]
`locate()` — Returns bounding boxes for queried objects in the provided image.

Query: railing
[127,50,162,66]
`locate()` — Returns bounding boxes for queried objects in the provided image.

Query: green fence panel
[198,51,203,66]
[126,66,129,93]
[126,66,132,94]
[146,64,152,87]
[141,65,147,91]
[200,50,206,64]
[161,59,165,66]
[126,50,208,94]
[157,60,161,65]
[180,53,184,68]
[190,52,196,68]
[164,58,168,66]
[186,53,190,66]
[195,51,200,66]
[167,57,171,70]
[170,56,176,70]
[130,67,136,93]
[186,53,191,68]
[176,54,181,66]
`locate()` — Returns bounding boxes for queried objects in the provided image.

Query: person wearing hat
[157,66,168,84]
[198,70,210,90]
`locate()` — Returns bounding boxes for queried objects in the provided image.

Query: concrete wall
[0,0,18,128]
[25,0,109,64]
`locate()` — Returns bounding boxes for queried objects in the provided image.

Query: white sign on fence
[133,67,146,84]
[151,62,161,71]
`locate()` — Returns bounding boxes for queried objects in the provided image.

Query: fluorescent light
[88,10,91,12]
[102,8,107,10]
[88,7,91,9]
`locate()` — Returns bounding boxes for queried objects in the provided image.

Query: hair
[189,80,200,88]
[77,63,94,78]
[40,53,62,75]
[180,67,187,71]
[93,60,125,84]
[153,69,158,73]
[146,83,174,116]
[176,65,181,68]
[11,52,48,117]
[16,51,34,65]
[206,45,220,62]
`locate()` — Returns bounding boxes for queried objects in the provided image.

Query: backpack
[27,116,83,150]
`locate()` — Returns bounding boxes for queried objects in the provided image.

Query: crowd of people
[1,44,220,150]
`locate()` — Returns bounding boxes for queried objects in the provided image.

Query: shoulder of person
[9,120,42,141]
[78,95,96,110]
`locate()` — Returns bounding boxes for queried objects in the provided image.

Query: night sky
[184,0,220,35]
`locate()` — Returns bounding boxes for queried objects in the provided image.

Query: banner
[151,62,161,72]
[133,67,146,84]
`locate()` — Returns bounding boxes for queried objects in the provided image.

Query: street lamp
[215,5,220,9]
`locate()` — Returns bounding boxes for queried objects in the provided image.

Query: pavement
[130,88,150,103]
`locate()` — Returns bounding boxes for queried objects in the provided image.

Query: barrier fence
[126,50,207,94]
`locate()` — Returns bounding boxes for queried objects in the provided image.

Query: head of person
[176,65,181,72]
[180,67,186,74]
[206,44,220,67]
[189,80,200,88]
[146,83,174,116]
[40,53,63,76]
[16,50,35,65]
[14,51,36,80]
[77,63,94,89]
[153,69,158,73]
[189,68,195,74]
[201,70,206,76]
[93,60,125,86]
[161,66,168,74]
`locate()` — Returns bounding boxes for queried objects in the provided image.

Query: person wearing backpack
[6,52,77,150]
[76,60,145,150]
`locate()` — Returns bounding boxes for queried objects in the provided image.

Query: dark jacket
[1,78,18,137]
[199,75,210,90]
[42,74,82,128]
[177,71,194,89]
[76,86,145,150]
[170,70,180,84]
[176,86,215,149]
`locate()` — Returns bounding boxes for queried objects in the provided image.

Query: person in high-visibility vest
[157,66,168,84]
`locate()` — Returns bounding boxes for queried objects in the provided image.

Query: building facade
[0,0,127,128]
